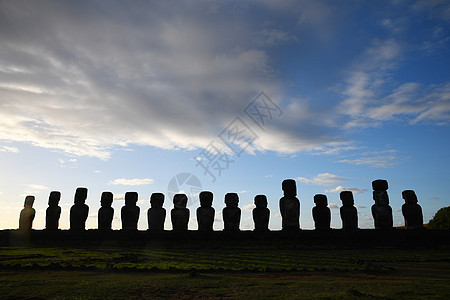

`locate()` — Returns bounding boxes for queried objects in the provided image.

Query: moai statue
[148,193,166,231]
[371,179,393,229]
[312,194,331,230]
[171,193,189,231]
[70,187,89,230]
[223,193,241,232]
[45,191,61,230]
[19,195,36,230]
[253,195,270,232]
[197,191,215,232]
[402,190,423,229]
[121,192,140,230]
[279,179,300,231]
[339,191,358,230]
[98,191,114,230]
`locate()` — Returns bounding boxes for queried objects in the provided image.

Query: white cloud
[329,203,340,209]
[259,29,298,46]
[324,186,367,194]
[26,184,49,191]
[0,1,448,162]
[109,178,154,186]
[0,1,280,159]
[0,146,19,153]
[313,146,362,156]
[337,155,398,167]
[113,194,125,201]
[242,204,256,211]
[20,184,49,197]
[0,1,352,160]
[338,35,450,128]
[295,173,346,186]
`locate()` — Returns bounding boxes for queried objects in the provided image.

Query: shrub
[428,206,450,230]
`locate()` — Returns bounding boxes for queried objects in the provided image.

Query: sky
[0,0,449,231]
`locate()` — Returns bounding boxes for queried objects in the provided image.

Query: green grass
[1,239,450,298]
[1,269,450,299]
[1,239,449,272]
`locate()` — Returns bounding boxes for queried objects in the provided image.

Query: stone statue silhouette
[148,193,166,231]
[339,191,358,230]
[402,190,423,229]
[253,195,270,232]
[70,187,89,230]
[45,191,61,230]
[312,194,331,230]
[280,179,300,231]
[197,191,215,232]
[98,191,114,230]
[121,192,140,230]
[223,193,241,232]
[171,193,190,231]
[19,195,35,230]
[371,179,393,229]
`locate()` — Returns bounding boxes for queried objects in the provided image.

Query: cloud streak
[324,186,367,194]
[0,1,331,159]
[109,178,154,186]
[0,0,448,161]
[296,173,346,186]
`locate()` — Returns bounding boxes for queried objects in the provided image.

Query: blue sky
[0,0,449,230]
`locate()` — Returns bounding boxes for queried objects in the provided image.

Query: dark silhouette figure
[402,190,424,229]
[197,191,215,232]
[121,192,140,230]
[223,193,241,231]
[312,194,331,230]
[148,193,166,231]
[280,179,300,231]
[70,187,89,230]
[339,191,358,230]
[371,179,393,229]
[253,195,270,232]
[19,195,35,230]
[98,191,114,230]
[171,194,190,231]
[45,191,61,230]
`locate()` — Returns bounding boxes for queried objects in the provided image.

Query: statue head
[150,193,165,208]
[340,191,354,206]
[372,179,388,191]
[373,190,389,205]
[74,187,88,205]
[282,179,297,197]
[254,195,267,208]
[200,191,213,208]
[314,194,328,207]
[24,195,35,208]
[48,191,61,207]
[173,193,188,209]
[402,190,418,204]
[125,192,138,206]
[100,191,113,207]
[225,193,239,208]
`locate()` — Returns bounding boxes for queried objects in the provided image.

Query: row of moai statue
[19,179,424,231]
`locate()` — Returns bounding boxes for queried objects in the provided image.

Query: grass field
[1,231,450,298]
[1,268,450,299]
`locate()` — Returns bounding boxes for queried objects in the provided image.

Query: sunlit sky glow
[0,0,449,230]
